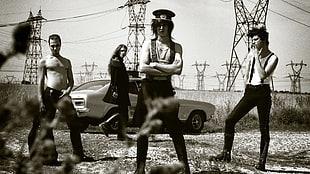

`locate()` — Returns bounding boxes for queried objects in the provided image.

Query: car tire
[108,114,119,133]
[102,110,120,133]
[187,111,204,133]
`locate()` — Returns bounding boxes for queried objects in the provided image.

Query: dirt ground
[2,128,310,174]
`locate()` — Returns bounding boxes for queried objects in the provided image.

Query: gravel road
[4,129,310,174]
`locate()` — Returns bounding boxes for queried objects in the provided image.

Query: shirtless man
[28,34,94,165]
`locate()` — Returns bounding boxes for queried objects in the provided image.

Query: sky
[0,0,309,92]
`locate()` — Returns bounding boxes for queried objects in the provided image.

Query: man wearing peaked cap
[152,9,175,21]
[133,8,190,174]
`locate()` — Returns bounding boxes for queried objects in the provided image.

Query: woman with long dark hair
[100,44,131,140]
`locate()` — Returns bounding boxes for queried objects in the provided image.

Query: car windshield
[73,80,110,91]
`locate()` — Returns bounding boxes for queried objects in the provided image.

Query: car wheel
[187,111,204,133]
[108,114,119,133]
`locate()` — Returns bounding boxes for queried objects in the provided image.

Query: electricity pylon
[82,62,97,82]
[226,0,269,91]
[286,60,307,93]
[193,61,209,91]
[22,10,45,84]
[216,72,227,91]
[122,0,150,72]
[178,74,185,89]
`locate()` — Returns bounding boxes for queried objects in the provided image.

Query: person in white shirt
[209,25,278,171]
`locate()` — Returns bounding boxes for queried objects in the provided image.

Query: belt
[146,76,170,81]
[247,84,269,89]
[46,87,63,95]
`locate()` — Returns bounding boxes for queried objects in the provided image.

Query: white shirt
[246,52,277,86]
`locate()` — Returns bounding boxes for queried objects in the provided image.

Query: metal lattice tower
[82,62,98,82]
[178,75,185,89]
[123,0,150,71]
[22,10,45,84]
[216,72,227,91]
[226,0,269,91]
[286,60,307,93]
[193,61,209,90]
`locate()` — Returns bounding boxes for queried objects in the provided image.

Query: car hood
[179,98,214,106]
[70,89,105,98]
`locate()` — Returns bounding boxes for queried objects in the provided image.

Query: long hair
[151,19,174,40]
[108,44,127,75]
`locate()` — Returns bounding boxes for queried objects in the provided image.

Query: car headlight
[73,98,85,107]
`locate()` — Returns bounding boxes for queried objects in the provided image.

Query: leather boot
[209,134,233,162]
[135,136,148,174]
[256,141,269,171]
[209,150,231,162]
[256,128,270,171]
[172,134,190,174]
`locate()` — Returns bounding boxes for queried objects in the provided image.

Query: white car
[70,79,216,133]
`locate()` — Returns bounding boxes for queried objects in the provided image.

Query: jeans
[28,87,87,159]
[224,84,271,161]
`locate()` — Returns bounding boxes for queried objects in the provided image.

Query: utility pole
[98,72,108,79]
[81,62,97,82]
[216,72,227,91]
[193,61,209,91]
[122,0,150,72]
[286,60,307,93]
[178,74,185,89]
[5,75,16,84]
[22,10,45,84]
[226,0,269,91]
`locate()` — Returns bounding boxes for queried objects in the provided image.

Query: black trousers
[28,87,88,158]
[134,79,190,174]
[224,84,271,161]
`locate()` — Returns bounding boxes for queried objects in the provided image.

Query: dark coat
[106,57,131,106]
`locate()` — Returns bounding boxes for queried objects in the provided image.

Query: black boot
[135,136,148,174]
[209,134,234,162]
[209,150,231,162]
[172,134,190,174]
[256,129,270,171]
[255,141,269,171]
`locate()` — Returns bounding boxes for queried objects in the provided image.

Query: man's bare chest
[46,58,68,72]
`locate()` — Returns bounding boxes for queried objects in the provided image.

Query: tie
[249,57,255,83]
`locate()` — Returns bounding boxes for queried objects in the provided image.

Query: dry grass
[177,89,310,132]
[1,84,310,173]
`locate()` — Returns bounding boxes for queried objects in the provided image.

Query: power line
[0,7,123,27]
[280,0,310,14]
[65,34,128,44]
[247,0,310,28]
[269,8,310,28]
[64,28,127,43]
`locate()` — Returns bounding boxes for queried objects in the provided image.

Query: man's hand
[252,47,262,61]
[60,89,70,98]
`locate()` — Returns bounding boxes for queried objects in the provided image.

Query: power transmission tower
[193,61,209,91]
[222,61,240,90]
[226,0,269,91]
[5,75,16,84]
[98,72,108,79]
[122,0,150,72]
[216,72,227,91]
[178,74,185,89]
[22,10,45,84]
[82,62,97,82]
[286,60,307,93]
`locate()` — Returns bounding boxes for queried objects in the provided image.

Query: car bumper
[76,108,90,113]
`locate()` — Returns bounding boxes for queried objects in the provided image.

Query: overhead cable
[247,0,310,28]
[0,7,124,27]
